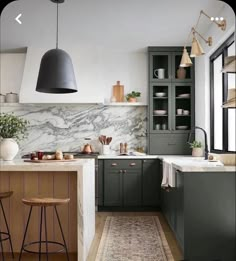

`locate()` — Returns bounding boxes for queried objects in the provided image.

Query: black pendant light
[36,0,77,93]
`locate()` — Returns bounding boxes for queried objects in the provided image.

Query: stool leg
[0,200,14,258]
[54,206,69,261]
[39,206,43,261]
[44,206,49,261]
[19,206,33,261]
[0,227,5,261]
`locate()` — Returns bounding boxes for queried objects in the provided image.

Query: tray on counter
[24,159,80,163]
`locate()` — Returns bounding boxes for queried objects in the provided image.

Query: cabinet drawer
[149,134,191,155]
[104,159,142,170]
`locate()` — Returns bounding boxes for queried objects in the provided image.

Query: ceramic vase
[192,148,203,157]
[0,138,19,160]
[177,67,186,79]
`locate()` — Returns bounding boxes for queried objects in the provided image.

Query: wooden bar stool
[19,197,70,261]
[0,191,14,261]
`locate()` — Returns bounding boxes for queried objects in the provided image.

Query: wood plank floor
[87,211,183,261]
[2,212,183,260]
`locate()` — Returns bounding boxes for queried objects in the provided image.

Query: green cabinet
[100,159,161,209]
[161,166,236,260]
[148,47,195,154]
[142,159,160,206]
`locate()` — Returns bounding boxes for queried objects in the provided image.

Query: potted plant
[125,91,141,102]
[188,140,203,157]
[0,113,29,160]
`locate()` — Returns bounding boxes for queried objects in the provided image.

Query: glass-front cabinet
[148,47,195,154]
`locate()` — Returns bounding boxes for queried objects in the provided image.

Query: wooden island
[0,159,95,261]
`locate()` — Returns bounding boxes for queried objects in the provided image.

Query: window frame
[210,33,235,153]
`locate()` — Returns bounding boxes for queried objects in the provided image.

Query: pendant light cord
[56,2,59,49]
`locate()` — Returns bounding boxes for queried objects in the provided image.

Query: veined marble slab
[1,104,147,158]
[0,159,95,261]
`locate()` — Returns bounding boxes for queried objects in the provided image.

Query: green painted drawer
[104,159,142,170]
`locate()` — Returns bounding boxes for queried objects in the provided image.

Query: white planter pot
[0,138,19,161]
[192,148,203,157]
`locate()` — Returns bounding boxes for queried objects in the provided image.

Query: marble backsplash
[0,104,147,157]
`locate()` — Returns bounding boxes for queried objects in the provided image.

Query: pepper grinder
[124,143,128,154]
[120,143,124,154]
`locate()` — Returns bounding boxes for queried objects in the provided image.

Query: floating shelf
[104,102,147,106]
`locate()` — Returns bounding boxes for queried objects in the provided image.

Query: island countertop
[0,158,94,171]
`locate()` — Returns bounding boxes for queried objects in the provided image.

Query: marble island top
[0,159,94,171]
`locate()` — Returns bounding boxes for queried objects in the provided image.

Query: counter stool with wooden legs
[19,197,70,261]
[0,191,14,261]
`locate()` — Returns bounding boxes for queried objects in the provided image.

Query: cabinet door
[104,169,122,206]
[123,169,142,206]
[171,51,194,82]
[175,170,184,250]
[149,52,172,82]
[172,82,194,133]
[149,83,172,133]
[142,159,160,206]
[98,159,104,206]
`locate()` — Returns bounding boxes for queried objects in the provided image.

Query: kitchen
[0,0,235,260]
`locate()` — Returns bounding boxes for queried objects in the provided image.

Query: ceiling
[0,0,232,52]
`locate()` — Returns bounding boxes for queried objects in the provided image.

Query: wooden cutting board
[24,159,80,163]
[113,81,124,102]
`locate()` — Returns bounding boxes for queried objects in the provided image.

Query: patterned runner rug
[95,216,174,261]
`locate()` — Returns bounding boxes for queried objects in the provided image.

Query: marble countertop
[0,159,94,171]
[98,154,236,172]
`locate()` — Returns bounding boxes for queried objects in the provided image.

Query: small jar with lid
[0,94,5,103]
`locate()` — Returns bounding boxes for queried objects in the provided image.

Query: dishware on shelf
[155,92,166,97]
[161,123,167,130]
[177,67,186,79]
[177,108,183,115]
[154,68,165,79]
[155,124,161,130]
[183,110,190,115]
[177,93,190,98]
[176,125,188,130]
[153,110,167,115]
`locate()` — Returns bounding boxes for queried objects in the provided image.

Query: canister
[0,94,5,103]
[5,92,19,103]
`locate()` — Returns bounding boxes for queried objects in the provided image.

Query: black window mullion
[223,49,228,152]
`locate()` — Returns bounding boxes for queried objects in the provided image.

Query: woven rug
[95,216,174,261]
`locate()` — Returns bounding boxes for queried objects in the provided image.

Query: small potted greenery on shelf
[0,112,29,160]
[125,91,141,102]
[188,140,203,157]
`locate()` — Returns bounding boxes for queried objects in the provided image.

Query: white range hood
[20,47,104,104]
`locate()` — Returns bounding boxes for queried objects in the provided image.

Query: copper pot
[82,144,93,154]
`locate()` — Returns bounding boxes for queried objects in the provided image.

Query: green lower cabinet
[161,169,235,261]
[142,159,160,206]
[123,170,142,206]
[104,170,122,206]
[102,159,161,208]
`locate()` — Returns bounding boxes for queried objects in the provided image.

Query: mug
[177,108,183,115]
[183,110,189,115]
[155,124,160,130]
[161,123,167,130]
[154,68,165,79]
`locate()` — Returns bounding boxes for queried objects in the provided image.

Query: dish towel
[161,160,176,187]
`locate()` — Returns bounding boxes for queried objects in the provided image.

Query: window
[210,34,235,153]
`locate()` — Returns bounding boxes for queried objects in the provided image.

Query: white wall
[0,53,26,95]
[194,4,235,147]
[19,46,147,104]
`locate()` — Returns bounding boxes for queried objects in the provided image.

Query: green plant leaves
[188,140,202,148]
[0,113,29,142]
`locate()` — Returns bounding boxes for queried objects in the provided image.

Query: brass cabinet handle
[168,143,176,145]
[130,163,136,166]
[111,163,117,166]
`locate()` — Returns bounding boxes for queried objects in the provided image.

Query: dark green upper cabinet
[148,47,195,154]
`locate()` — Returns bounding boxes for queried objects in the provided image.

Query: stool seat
[0,191,13,200]
[22,197,70,207]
